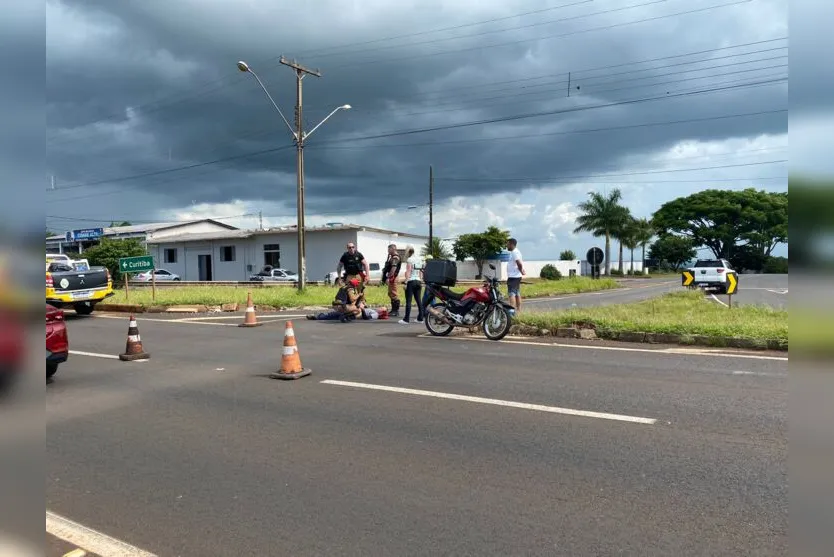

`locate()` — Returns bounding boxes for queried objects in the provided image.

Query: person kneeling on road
[306,278,365,322]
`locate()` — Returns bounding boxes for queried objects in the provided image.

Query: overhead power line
[47,0,757,144]
[440,160,788,183]
[42,0,596,144]
[47,38,787,153]
[46,80,786,194]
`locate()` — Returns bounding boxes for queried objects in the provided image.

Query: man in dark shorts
[336,242,370,287]
[505,237,525,313]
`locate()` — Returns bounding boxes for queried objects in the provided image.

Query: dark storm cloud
[46,0,789,222]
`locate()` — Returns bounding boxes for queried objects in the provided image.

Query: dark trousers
[404,280,424,322]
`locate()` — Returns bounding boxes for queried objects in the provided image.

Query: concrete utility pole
[280,56,321,292]
[237,58,349,291]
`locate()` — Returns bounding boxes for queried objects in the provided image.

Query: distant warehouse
[145,223,429,282]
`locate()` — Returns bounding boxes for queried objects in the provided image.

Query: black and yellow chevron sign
[726,272,738,295]
[681,270,694,287]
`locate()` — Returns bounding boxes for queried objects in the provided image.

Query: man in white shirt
[505,237,525,312]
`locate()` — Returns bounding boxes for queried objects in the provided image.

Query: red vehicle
[423,263,515,341]
[46,304,69,380]
[0,309,25,392]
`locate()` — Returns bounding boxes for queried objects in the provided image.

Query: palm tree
[622,218,640,274]
[632,217,655,275]
[573,189,630,275]
[612,208,634,274]
[421,237,452,259]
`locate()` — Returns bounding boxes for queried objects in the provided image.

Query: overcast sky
[43,0,795,259]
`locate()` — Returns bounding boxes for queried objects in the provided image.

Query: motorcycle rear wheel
[483,305,512,341]
[425,303,455,336]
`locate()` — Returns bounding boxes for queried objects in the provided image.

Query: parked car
[46,304,68,380]
[249,267,299,282]
[133,268,181,282]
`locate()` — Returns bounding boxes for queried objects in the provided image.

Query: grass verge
[514,290,787,344]
[107,277,620,308]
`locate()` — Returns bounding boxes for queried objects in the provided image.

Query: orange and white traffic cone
[119,314,150,361]
[239,291,262,328]
[269,321,311,380]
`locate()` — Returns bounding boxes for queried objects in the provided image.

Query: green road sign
[119,255,155,273]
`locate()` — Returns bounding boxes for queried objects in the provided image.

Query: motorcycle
[423,264,515,341]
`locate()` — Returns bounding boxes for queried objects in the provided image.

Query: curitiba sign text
[119,255,155,273]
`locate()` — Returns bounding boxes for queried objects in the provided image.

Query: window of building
[164,248,177,264]
[263,244,280,268]
[220,245,236,262]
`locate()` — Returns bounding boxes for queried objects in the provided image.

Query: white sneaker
[398,319,409,325]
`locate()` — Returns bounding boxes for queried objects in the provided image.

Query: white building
[46,219,239,255]
[145,223,429,282]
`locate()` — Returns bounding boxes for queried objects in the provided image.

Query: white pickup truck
[687,258,734,293]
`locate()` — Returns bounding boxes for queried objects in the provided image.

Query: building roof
[46,219,238,242]
[146,223,429,244]
[254,223,428,238]
[146,229,255,244]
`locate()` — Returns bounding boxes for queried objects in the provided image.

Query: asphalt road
[701,273,788,309]
[524,278,680,311]
[46,312,787,556]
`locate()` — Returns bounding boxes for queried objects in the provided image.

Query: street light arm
[245,67,297,140]
[304,105,350,140]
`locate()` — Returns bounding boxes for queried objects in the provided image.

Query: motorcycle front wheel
[483,305,512,341]
[425,302,455,336]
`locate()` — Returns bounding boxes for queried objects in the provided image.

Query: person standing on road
[506,237,525,313]
[336,242,370,288]
[399,245,425,325]
[381,243,402,317]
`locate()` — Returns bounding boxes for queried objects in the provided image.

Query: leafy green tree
[421,237,452,260]
[109,221,132,227]
[82,238,147,282]
[652,188,787,270]
[648,235,697,271]
[559,249,576,261]
[453,226,510,278]
[573,188,631,275]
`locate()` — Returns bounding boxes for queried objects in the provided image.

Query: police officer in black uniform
[336,242,369,287]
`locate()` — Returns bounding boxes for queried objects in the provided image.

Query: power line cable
[440,159,788,182]
[47,0,754,143]
[46,79,786,194]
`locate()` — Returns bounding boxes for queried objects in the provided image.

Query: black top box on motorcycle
[424,259,457,286]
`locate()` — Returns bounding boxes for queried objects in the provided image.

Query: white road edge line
[321,379,657,425]
[709,293,729,307]
[418,334,788,361]
[176,314,306,321]
[68,350,119,360]
[47,510,158,557]
[732,370,785,377]
[95,314,299,325]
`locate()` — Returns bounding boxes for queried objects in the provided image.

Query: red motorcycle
[424,264,515,341]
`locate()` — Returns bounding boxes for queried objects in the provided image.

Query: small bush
[540,264,562,280]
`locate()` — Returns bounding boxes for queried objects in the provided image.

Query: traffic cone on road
[239,291,262,328]
[269,321,311,380]
[119,314,150,361]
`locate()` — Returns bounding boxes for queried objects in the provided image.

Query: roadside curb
[505,324,787,351]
